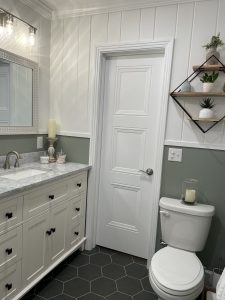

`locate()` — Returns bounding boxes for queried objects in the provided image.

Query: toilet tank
[160,197,215,252]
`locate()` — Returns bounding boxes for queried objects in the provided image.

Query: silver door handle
[139,168,153,176]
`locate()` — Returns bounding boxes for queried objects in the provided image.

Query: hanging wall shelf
[170,55,225,133]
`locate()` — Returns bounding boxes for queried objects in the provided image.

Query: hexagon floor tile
[21,246,159,300]
[91,277,116,296]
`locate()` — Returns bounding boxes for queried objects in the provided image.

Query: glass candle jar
[182,179,198,204]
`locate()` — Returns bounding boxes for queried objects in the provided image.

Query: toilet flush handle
[160,210,170,217]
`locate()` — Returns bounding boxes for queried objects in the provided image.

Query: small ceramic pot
[180,81,191,92]
[203,82,214,93]
[199,108,214,119]
[206,47,220,65]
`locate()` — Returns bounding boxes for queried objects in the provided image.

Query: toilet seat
[150,246,204,297]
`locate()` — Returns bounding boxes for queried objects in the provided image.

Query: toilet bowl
[149,246,204,300]
[149,197,215,300]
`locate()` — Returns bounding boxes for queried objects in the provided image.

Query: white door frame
[86,40,174,264]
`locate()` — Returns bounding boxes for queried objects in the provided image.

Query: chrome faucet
[3,151,21,169]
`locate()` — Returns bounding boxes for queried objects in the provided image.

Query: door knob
[139,168,153,176]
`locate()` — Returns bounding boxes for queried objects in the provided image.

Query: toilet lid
[150,246,204,293]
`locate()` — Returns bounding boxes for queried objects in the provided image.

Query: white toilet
[149,197,215,300]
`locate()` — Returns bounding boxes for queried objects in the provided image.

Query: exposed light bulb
[6,14,13,35]
[0,13,5,35]
[29,27,36,46]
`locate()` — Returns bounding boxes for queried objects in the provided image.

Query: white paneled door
[96,54,164,258]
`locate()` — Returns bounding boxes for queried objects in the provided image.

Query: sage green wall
[160,146,225,270]
[56,136,90,164]
[0,135,47,155]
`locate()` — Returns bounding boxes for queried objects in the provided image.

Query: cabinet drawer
[0,197,22,234]
[69,194,86,224]
[70,173,87,197]
[0,227,22,272]
[23,180,69,219]
[0,261,21,300]
[67,220,85,249]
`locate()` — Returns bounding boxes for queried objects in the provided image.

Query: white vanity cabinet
[0,169,88,300]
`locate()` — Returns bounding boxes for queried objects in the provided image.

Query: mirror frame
[0,48,38,134]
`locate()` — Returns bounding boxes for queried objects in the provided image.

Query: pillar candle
[185,189,196,203]
[48,119,56,138]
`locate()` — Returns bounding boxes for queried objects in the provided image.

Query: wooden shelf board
[193,64,225,72]
[172,92,225,97]
[189,118,223,123]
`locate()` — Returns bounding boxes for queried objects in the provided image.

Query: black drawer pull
[51,228,56,233]
[5,212,13,219]
[46,230,52,236]
[77,183,82,188]
[75,208,80,212]
[49,195,55,200]
[5,283,12,290]
[5,248,12,255]
[74,232,79,236]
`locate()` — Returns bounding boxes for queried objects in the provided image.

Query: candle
[48,119,56,138]
[185,189,196,203]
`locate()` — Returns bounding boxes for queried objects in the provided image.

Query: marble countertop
[0,162,91,199]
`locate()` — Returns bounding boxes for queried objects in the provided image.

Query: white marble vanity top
[0,162,91,199]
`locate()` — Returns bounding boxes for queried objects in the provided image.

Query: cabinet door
[22,213,49,286]
[0,261,21,300]
[47,202,68,265]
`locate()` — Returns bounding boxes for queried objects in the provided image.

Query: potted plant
[200,71,219,92]
[199,98,215,119]
[203,33,224,65]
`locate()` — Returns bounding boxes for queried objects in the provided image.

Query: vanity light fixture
[0,8,37,45]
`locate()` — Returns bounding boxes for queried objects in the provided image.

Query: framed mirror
[0,48,38,134]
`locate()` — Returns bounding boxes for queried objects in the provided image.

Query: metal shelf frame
[170,55,225,133]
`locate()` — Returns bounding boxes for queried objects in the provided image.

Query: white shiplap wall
[50,0,225,149]
[0,0,51,132]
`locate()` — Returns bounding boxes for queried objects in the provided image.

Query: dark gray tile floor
[21,246,157,300]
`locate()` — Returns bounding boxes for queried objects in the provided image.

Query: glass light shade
[6,15,13,35]
[29,27,36,46]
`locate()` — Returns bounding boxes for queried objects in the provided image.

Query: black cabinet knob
[46,230,52,236]
[5,212,13,219]
[5,248,12,255]
[74,232,79,236]
[49,195,55,200]
[5,283,12,290]
[51,228,56,233]
[77,183,82,188]
[75,208,80,212]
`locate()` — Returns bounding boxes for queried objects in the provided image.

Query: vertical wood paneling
[140,8,155,40]
[166,2,194,142]
[77,16,91,133]
[50,19,63,121]
[38,17,51,131]
[61,18,79,131]
[121,10,141,41]
[108,12,122,42]
[188,0,219,70]
[217,0,225,63]
[51,0,225,149]
[89,14,108,131]
[154,5,177,39]
[181,0,219,143]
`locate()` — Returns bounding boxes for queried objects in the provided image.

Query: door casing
[86,40,174,266]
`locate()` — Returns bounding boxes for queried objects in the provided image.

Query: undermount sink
[1,169,47,180]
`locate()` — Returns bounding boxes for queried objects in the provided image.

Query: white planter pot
[199,108,214,119]
[203,82,214,93]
